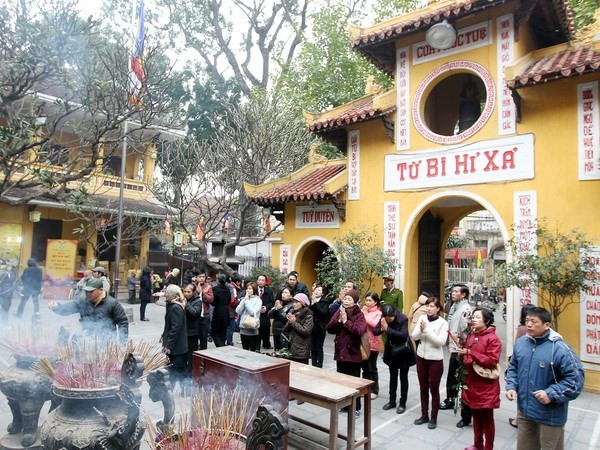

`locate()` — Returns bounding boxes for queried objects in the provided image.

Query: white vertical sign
[383,201,400,276]
[279,244,291,275]
[348,130,360,200]
[578,81,600,180]
[396,47,410,150]
[580,246,600,365]
[513,191,537,306]
[497,13,515,135]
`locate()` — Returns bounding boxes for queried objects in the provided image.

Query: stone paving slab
[0,296,598,449]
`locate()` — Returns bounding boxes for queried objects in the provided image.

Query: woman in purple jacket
[326,288,367,418]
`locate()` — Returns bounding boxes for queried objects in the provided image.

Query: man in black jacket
[257,274,275,350]
[48,278,129,342]
[276,271,309,300]
[15,258,43,319]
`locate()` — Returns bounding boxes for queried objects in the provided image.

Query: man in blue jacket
[505,306,584,450]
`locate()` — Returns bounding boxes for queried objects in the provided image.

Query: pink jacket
[363,305,383,352]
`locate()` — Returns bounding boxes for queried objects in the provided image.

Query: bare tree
[0,0,183,206]
[154,90,314,274]
[67,201,163,262]
[154,0,309,97]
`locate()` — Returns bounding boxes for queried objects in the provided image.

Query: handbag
[360,332,371,361]
[241,314,259,329]
[472,361,501,379]
[390,339,412,358]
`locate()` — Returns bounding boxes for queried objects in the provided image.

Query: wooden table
[288,362,373,450]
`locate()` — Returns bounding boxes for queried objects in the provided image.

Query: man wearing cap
[93,266,111,293]
[48,277,128,342]
[380,276,403,311]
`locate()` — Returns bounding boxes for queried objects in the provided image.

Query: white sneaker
[371,393,378,400]
[355,411,361,418]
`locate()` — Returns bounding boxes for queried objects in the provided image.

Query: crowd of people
[3,259,585,449]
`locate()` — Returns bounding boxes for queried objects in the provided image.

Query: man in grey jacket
[440,283,474,428]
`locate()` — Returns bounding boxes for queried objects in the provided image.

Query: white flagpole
[113,0,138,299]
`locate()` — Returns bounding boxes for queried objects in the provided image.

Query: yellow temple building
[245,0,600,390]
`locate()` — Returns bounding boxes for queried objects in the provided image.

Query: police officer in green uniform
[380,275,403,311]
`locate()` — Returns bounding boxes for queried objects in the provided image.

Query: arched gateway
[246,0,600,390]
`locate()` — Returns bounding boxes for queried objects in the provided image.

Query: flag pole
[112,0,138,299]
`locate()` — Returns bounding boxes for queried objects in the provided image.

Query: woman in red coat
[326,288,367,418]
[457,307,502,450]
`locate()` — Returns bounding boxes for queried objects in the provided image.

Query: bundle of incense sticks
[149,387,264,449]
[0,325,57,357]
[34,338,168,388]
[447,330,460,347]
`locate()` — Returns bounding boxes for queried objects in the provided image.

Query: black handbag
[390,339,412,358]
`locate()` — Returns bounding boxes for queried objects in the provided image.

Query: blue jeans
[226,317,237,346]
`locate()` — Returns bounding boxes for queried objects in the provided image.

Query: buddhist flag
[221,211,230,231]
[164,216,172,237]
[477,249,482,268]
[264,215,271,233]
[129,0,146,105]
[195,215,205,241]
[454,248,460,267]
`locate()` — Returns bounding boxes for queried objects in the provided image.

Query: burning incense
[147,387,264,449]
[34,337,168,389]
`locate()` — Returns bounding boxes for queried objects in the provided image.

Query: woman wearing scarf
[162,284,188,393]
[326,288,367,418]
[283,293,314,364]
[411,296,448,430]
[236,281,262,351]
[457,307,501,450]
[375,304,416,414]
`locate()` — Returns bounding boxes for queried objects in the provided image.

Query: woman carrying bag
[374,304,416,414]
[236,281,262,351]
[456,307,502,450]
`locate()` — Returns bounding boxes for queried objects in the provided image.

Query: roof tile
[351,0,574,50]
[507,46,600,88]
[307,97,396,133]
[248,165,346,204]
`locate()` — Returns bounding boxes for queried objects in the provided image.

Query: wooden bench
[288,361,373,450]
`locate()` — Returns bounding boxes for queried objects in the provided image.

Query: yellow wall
[274,6,600,390]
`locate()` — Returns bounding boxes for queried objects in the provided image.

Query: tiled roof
[349,0,575,74]
[307,97,396,132]
[4,186,169,218]
[248,164,347,204]
[507,46,600,88]
[351,0,574,49]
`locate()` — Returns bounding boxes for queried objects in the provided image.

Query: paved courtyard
[0,295,598,449]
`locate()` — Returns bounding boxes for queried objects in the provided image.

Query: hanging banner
[497,13,515,135]
[396,47,410,150]
[581,246,600,365]
[279,244,291,275]
[578,81,600,180]
[45,239,77,299]
[513,191,537,307]
[0,223,22,262]
[348,130,360,200]
[383,202,400,275]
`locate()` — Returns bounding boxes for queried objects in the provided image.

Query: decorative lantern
[29,210,41,223]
